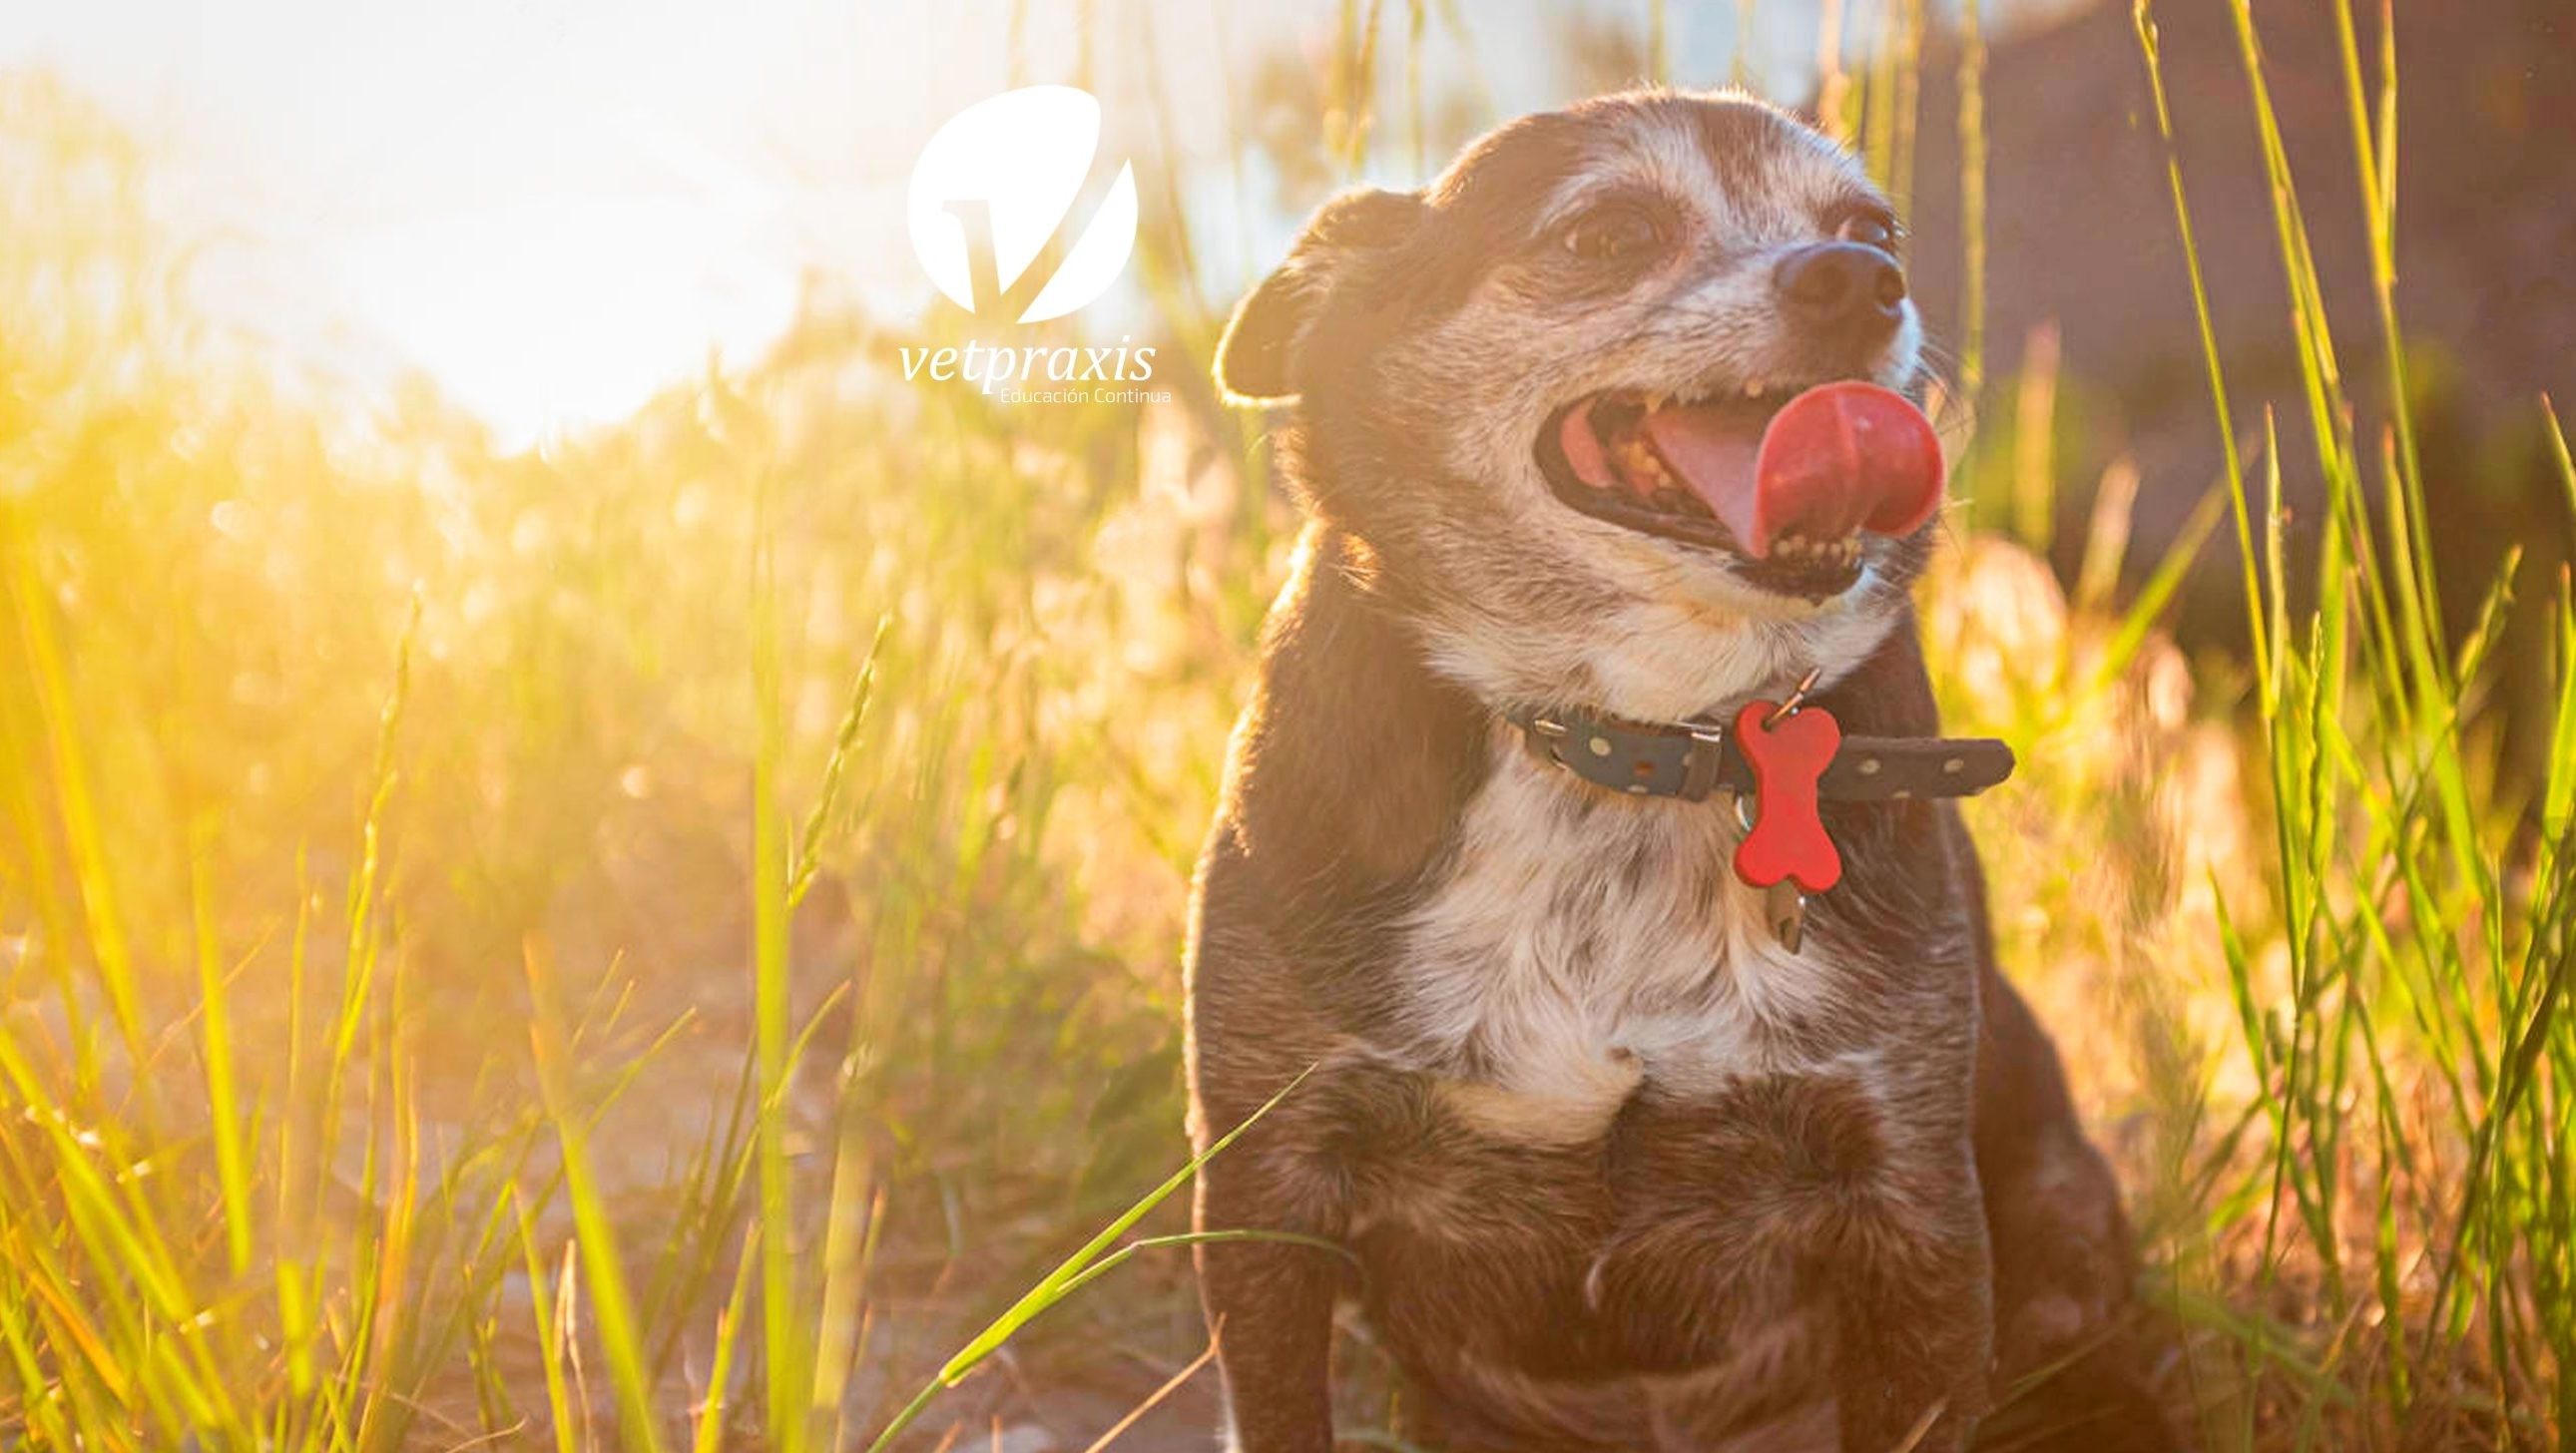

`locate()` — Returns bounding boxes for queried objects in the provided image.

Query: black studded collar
[1501,701,2015,804]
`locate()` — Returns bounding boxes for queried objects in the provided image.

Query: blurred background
[8,0,2567,676]
[2,2,2571,1450]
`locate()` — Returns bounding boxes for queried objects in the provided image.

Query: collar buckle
[1518,713,1570,770]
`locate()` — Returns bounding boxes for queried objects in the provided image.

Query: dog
[1184,90,2169,1452]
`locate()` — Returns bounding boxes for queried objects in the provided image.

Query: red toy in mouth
[1555,381,1945,561]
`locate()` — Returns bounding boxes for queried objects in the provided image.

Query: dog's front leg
[1194,1159,1341,1453]
[1835,1199,1994,1453]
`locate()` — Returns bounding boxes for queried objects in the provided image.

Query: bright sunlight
[1,1,2570,1451]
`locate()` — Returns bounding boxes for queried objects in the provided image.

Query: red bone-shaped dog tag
[1732,700,1842,893]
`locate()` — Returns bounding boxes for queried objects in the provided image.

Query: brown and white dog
[1185,90,2169,1452]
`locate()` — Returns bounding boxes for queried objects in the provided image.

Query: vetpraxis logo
[902,86,1160,399]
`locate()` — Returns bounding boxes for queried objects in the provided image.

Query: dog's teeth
[1611,435,1671,498]
[1643,390,1669,413]
[1745,378,1769,400]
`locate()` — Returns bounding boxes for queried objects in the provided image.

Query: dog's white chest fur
[1394,731,1849,1143]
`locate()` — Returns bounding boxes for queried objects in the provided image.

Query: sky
[0,0,2077,449]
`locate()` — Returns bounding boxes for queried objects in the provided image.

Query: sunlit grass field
[3,2,2573,1449]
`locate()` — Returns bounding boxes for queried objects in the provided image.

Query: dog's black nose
[1774,242,1906,336]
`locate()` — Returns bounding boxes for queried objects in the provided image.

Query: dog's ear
[1215,187,1424,405]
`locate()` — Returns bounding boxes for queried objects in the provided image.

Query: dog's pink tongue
[1643,382,1945,558]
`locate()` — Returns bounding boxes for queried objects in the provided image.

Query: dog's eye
[1836,209,1900,251]
[1563,206,1666,263]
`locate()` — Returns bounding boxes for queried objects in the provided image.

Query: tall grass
[0,5,2570,1451]
[2125,1,2575,1443]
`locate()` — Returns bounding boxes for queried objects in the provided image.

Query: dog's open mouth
[1536,380,1946,601]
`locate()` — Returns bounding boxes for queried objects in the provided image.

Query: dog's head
[1217,90,1945,720]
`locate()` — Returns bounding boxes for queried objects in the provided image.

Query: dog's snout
[1774,242,1906,336]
